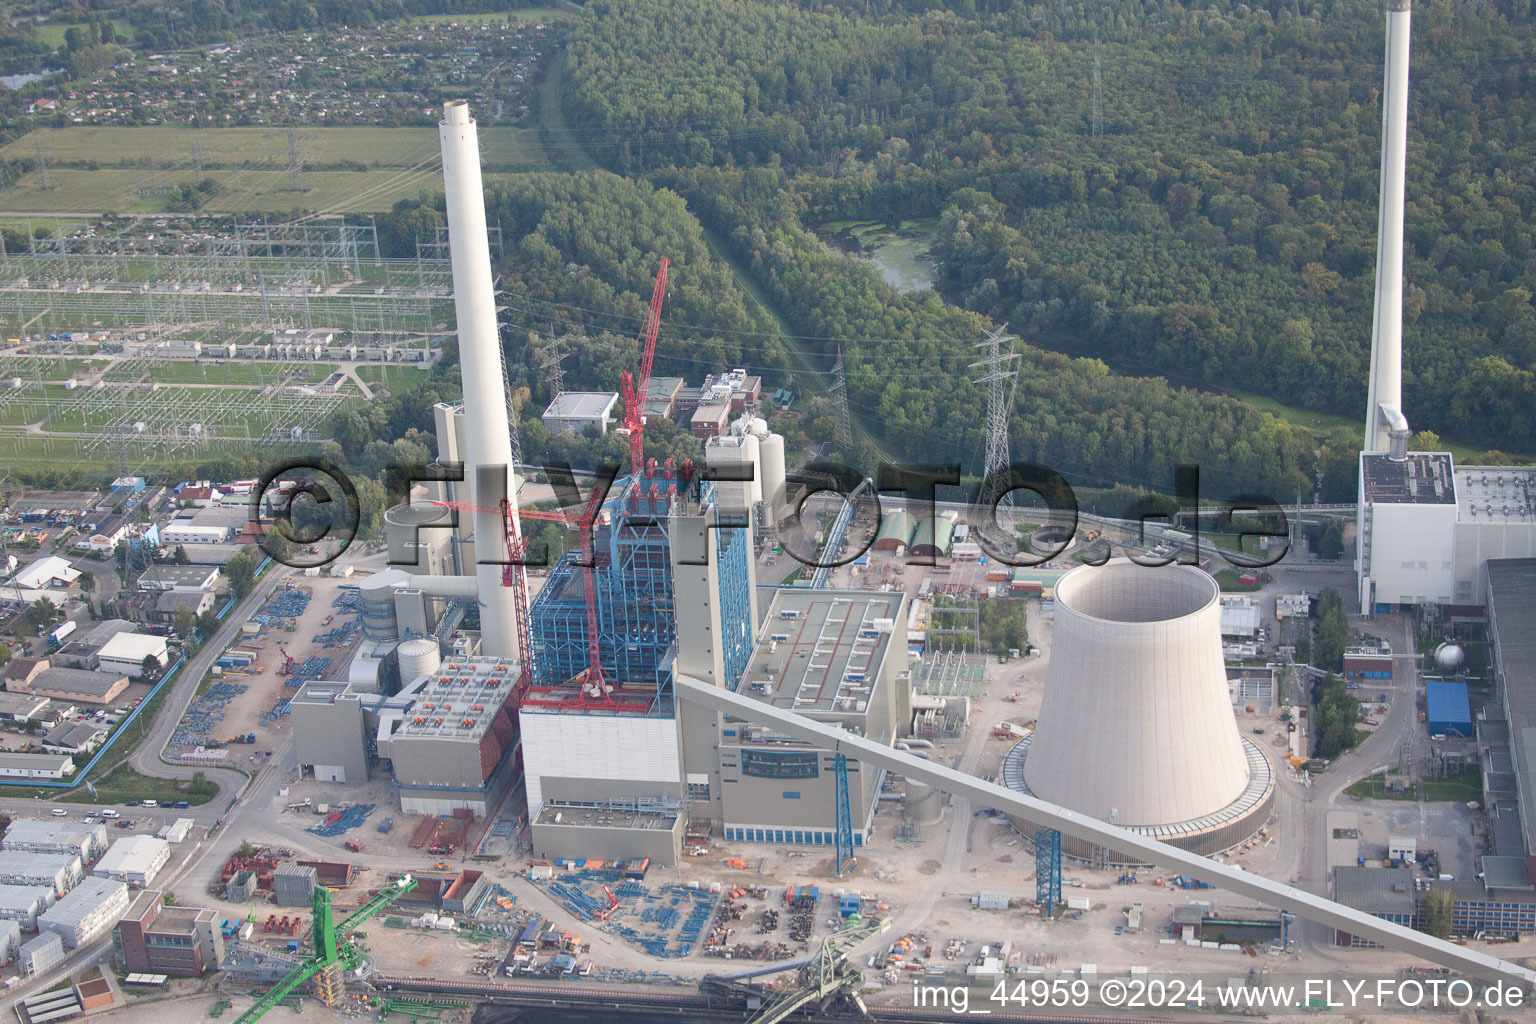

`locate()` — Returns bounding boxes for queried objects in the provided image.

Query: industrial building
[272,863,316,908]
[93,836,171,887]
[38,875,130,947]
[95,632,168,678]
[0,692,55,723]
[1001,561,1274,861]
[541,391,619,435]
[0,753,75,780]
[0,851,82,897]
[3,819,109,863]
[113,890,225,976]
[715,590,909,848]
[29,667,129,705]
[135,564,220,592]
[1485,558,1536,887]
[0,919,18,964]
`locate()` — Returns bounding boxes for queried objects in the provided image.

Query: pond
[816,219,939,294]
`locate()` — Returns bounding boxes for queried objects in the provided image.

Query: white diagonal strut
[672,672,1536,988]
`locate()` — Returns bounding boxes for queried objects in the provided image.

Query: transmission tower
[190,130,207,179]
[285,127,304,191]
[540,332,566,401]
[829,346,852,453]
[970,325,1020,507]
[1092,34,1104,140]
[34,139,51,191]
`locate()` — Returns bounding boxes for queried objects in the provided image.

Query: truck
[48,620,77,647]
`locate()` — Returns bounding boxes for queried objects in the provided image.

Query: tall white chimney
[1363,0,1412,459]
[438,100,523,658]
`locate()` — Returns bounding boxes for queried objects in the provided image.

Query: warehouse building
[0,851,82,897]
[29,667,130,705]
[42,720,109,757]
[135,565,220,593]
[3,818,109,863]
[38,875,130,947]
[541,391,618,435]
[93,836,170,887]
[160,524,234,545]
[0,884,55,928]
[153,589,216,623]
[2,656,50,692]
[1331,865,1418,947]
[0,752,75,780]
[96,632,168,679]
[113,890,225,976]
[0,692,54,723]
[1486,558,1536,887]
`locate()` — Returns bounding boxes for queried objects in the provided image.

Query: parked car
[142,800,157,808]
[100,809,120,819]
[124,800,139,807]
[50,808,67,817]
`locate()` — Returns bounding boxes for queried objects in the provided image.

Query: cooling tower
[1004,561,1273,860]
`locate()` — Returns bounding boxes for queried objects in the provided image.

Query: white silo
[757,431,787,518]
[397,636,443,686]
[1006,560,1273,860]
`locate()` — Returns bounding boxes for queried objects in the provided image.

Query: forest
[561,0,1536,460]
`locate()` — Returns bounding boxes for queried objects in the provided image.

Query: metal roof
[0,884,52,911]
[96,632,167,663]
[38,876,125,930]
[1488,558,1536,866]
[744,591,902,716]
[543,391,618,420]
[1331,866,1417,916]
[32,667,128,697]
[1361,452,1456,505]
[93,836,168,878]
[1425,681,1472,728]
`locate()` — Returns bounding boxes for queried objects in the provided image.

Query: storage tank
[905,778,943,824]
[358,568,411,641]
[397,636,442,685]
[758,432,787,517]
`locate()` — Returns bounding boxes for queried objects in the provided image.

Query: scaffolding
[527,467,754,715]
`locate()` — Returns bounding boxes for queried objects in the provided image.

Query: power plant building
[1002,561,1273,862]
[715,591,909,848]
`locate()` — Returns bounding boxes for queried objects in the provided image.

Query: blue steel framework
[528,467,754,711]
[1036,826,1062,918]
[834,752,855,876]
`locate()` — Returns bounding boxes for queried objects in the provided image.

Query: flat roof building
[93,836,170,887]
[542,391,618,435]
[1331,865,1417,947]
[0,752,74,780]
[38,875,130,947]
[1487,558,1536,886]
[96,633,168,679]
[0,851,82,897]
[1357,452,1458,611]
[0,884,54,928]
[0,691,52,722]
[112,890,224,977]
[12,556,81,591]
[291,682,369,785]
[716,590,909,850]
[3,818,109,863]
[30,667,130,705]
[135,565,220,592]
[17,931,65,977]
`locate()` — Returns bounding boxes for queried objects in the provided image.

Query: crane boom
[619,259,670,478]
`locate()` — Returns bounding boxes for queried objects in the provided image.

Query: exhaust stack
[438,101,523,658]
[1364,0,1412,458]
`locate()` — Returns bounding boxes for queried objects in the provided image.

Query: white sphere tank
[758,432,787,517]
[1434,641,1466,673]
[397,636,442,685]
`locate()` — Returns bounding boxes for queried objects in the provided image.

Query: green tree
[173,607,197,645]
[225,553,256,598]
[173,545,190,565]
[141,654,161,680]
[1421,889,1454,940]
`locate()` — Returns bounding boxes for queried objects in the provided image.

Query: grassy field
[410,5,577,24]
[355,363,431,386]
[0,126,546,213]
[2,126,545,173]
[32,19,135,47]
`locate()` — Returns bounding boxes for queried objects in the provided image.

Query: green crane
[232,874,419,1024]
[738,916,888,1024]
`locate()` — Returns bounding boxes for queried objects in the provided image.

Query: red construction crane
[617,258,670,479]
[276,646,296,676]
